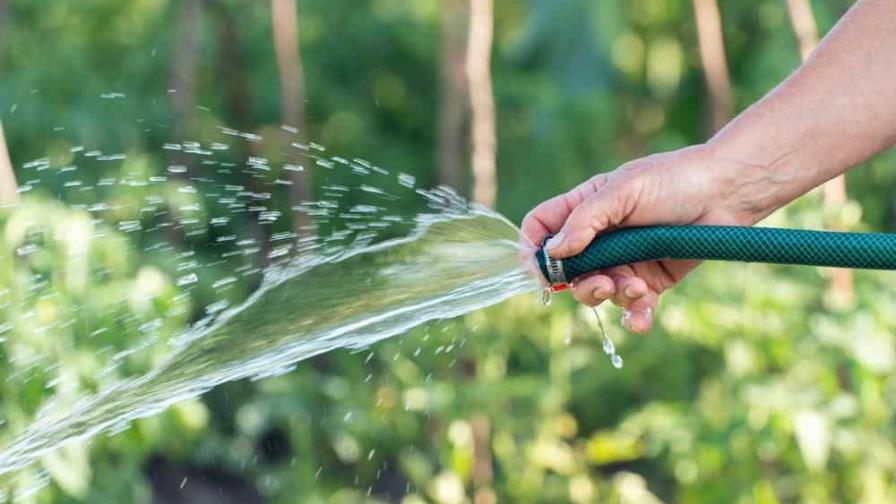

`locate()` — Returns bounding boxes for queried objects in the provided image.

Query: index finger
[520,174,610,247]
[520,194,576,247]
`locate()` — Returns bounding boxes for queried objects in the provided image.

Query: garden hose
[534,225,896,291]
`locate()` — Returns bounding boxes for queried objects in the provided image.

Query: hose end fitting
[536,236,569,292]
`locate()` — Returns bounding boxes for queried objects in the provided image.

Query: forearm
[707,0,896,223]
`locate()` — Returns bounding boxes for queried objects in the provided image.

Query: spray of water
[0,113,623,487]
[0,183,538,473]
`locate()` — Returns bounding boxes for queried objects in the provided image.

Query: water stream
[0,185,539,473]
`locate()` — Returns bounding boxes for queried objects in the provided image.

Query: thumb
[545,182,629,258]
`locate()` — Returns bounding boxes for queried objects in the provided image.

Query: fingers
[594,269,655,333]
[570,273,616,306]
[572,271,658,333]
[596,268,654,332]
[520,190,584,246]
[545,176,629,259]
[621,294,656,333]
[520,174,612,249]
[609,275,648,306]
[520,199,564,247]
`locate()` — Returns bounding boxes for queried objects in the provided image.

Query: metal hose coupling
[535,236,569,292]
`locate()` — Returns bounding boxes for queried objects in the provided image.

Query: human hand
[524,0,896,331]
[521,144,765,333]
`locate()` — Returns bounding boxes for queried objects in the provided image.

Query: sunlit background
[3,0,896,502]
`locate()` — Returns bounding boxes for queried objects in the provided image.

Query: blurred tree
[212,0,255,131]
[0,0,7,70]
[207,0,276,265]
[271,0,312,238]
[466,0,496,208]
[171,0,201,143]
[0,122,15,204]
[437,0,468,193]
[0,0,11,205]
[692,0,733,133]
[786,0,853,306]
[786,0,820,60]
[470,415,495,503]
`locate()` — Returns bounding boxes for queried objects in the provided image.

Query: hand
[521,144,761,333]
[529,0,896,331]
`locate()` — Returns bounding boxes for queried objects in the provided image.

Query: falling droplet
[602,337,614,355]
[593,307,623,369]
[611,354,624,369]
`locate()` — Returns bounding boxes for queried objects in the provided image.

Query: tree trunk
[0,0,9,70]
[271,0,312,238]
[785,0,852,306]
[785,0,819,60]
[470,415,495,504]
[164,0,201,254]
[171,0,201,143]
[0,14,12,231]
[691,0,733,133]
[0,122,18,205]
[437,0,468,192]
[466,0,496,208]
[210,1,273,267]
[212,2,254,129]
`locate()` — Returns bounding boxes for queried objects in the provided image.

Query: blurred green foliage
[2,0,896,502]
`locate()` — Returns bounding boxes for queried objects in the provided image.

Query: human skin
[521,0,896,333]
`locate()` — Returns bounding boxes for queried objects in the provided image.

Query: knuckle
[572,289,598,306]
[522,207,541,224]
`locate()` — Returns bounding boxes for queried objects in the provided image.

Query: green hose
[534,225,896,287]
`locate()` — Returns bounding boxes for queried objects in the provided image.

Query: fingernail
[545,232,565,253]
[592,287,608,300]
[625,308,652,333]
[624,285,638,298]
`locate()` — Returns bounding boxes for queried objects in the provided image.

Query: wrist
[701,84,858,225]
[698,139,798,226]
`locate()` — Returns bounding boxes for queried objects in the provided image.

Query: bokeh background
[3,0,896,502]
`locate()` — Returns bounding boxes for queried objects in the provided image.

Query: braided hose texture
[535,225,896,285]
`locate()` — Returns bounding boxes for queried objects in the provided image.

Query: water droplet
[611,354,624,369]
[593,307,623,369]
[602,337,615,355]
[176,273,198,287]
